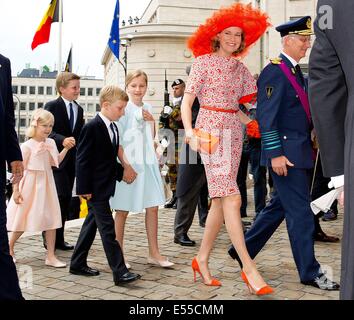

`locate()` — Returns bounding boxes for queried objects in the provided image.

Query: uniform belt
[201,106,239,114]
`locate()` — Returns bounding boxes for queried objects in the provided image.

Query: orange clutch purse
[190,129,219,154]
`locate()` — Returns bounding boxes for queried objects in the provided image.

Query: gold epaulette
[270,57,282,65]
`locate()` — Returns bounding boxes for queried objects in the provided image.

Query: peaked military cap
[171,79,185,88]
[275,16,314,37]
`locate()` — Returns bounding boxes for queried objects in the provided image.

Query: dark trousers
[56,195,71,245]
[197,181,209,225]
[68,196,81,221]
[174,172,207,237]
[70,200,127,281]
[237,140,267,217]
[244,168,320,282]
[0,191,23,300]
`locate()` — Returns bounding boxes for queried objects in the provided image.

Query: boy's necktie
[110,123,117,148]
[69,102,74,131]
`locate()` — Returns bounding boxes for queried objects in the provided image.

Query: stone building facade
[101,0,317,117]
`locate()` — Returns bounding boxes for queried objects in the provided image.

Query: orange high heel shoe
[191,257,221,286]
[241,271,274,296]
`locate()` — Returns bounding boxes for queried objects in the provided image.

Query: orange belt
[201,105,238,114]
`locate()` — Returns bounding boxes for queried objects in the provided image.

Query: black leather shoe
[56,242,74,250]
[322,209,338,221]
[164,196,177,209]
[115,272,141,285]
[227,245,243,268]
[172,202,177,209]
[242,220,252,227]
[174,234,196,246]
[301,273,340,290]
[314,231,340,243]
[70,266,100,276]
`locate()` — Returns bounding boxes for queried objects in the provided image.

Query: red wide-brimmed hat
[188,3,271,58]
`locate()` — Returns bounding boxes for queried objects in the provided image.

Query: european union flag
[108,0,120,59]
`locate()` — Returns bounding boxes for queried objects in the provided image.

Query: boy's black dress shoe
[114,272,141,285]
[174,234,196,246]
[301,273,340,290]
[227,245,243,268]
[70,266,100,276]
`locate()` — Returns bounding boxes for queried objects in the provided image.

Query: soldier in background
[160,79,185,209]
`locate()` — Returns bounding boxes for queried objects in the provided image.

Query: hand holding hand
[10,161,23,184]
[63,137,76,149]
[13,190,23,204]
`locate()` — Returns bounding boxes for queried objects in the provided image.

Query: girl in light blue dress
[110,70,174,268]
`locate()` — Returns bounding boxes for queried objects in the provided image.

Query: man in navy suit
[228,17,339,290]
[70,85,140,285]
[0,54,23,299]
[45,72,84,250]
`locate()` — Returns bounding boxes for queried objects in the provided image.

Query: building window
[29,86,36,95]
[88,88,93,96]
[29,102,35,110]
[12,86,18,94]
[96,88,101,96]
[20,86,27,94]
[20,102,26,110]
[19,134,25,143]
[14,102,18,110]
[46,86,53,95]
[38,86,44,95]
[80,87,86,96]
[96,104,100,112]
[20,118,26,127]
[38,102,44,109]
[87,103,94,112]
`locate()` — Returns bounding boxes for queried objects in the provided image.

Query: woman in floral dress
[181,3,273,295]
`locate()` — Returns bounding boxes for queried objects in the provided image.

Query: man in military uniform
[160,79,185,209]
[228,17,339,290]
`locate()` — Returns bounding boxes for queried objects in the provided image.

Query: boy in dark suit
[45,72,84,250]
[70,85,140,285]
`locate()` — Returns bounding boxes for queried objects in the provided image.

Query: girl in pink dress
[7,109,73,268]
[181,3,273,295]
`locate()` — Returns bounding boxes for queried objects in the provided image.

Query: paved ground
[14,192,342,300]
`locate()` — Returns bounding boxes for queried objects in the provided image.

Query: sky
[0,0,151,78]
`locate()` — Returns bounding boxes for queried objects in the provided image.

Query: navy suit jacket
[0,54,22,187]
[0,54,23,300]
[76,114,123,202]
[257,54,313,169]
[45,96,84,195]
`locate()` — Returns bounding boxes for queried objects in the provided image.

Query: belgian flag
[31,0,60,50]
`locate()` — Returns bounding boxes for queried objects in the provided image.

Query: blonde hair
[26,109,55,138]
[56,71,80,95]
[125,70,148,89]
[99,85,129,106]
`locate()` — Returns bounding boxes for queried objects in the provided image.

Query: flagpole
[58,0,63,71]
